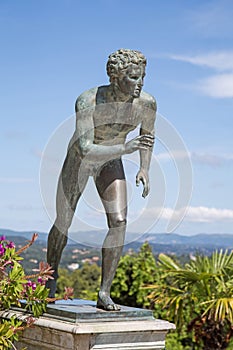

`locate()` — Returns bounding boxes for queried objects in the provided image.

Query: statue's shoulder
[75,87,98,112]
[139,91,157,112]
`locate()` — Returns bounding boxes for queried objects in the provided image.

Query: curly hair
[106,49,147,83]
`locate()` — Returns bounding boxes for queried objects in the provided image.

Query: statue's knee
[108,217,127,228]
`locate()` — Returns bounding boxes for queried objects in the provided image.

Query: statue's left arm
[136,96,157,198]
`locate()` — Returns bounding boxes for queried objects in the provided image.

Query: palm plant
[148,250,233,350]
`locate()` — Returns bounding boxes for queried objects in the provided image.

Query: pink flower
[0,244,5,256]
[27,280,33,287]
[6,242,15,249]
[37,277,43,284]
[26,280,37,291]
[32,283,37,291]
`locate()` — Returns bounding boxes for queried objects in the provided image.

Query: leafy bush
[0,233,72,350]
[148,251,233,350]
[111,242,158,308]
[57,264,101,300]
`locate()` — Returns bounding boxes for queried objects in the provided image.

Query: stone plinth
[1,299,175,350]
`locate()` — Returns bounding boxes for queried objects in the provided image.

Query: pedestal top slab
[2,306,175,335]
[44,299,154,323]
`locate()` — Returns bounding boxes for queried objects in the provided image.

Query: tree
[148,250,233,350]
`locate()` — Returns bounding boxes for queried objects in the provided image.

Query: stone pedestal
[1,299,175,350]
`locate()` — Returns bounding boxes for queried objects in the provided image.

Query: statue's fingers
[141,134,155,141]
[141,141,153,147]
[142,183,149,198]
[138,145,149,150]
[136,174,141,186]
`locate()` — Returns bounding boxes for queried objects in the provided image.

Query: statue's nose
[138,77,143,86]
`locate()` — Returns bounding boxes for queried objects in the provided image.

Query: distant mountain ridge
[140,233,233,248]
[1,228,233,250]
[0,228,48,242]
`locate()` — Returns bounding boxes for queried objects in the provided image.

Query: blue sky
[0,0,233,237]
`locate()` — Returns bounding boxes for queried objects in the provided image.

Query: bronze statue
[46,49,156,311]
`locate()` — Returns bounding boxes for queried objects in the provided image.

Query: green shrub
[0,233,72,350]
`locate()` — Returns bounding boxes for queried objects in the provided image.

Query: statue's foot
[97,291,121,311]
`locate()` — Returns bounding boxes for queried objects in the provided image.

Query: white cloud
[157,151,233,167]
[166,51,233,98]
[186,207,233,223]
[197,74,233,98]
[191,151,233,167]
[170,52,233,72]
[142,206,233,223]
[157,151,191,161]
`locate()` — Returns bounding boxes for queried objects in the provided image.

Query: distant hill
[2,228,233,273]
[0,228,48,242]
[138,232,233,248]
[124,233,233,256]
[1,228,233,251]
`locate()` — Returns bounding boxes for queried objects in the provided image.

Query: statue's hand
[136,169,150,198]
[125,134,154,154]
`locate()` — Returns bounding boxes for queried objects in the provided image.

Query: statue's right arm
[75,92,154,164]
[75,93,125,163]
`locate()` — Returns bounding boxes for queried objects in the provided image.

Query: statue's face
[116,64,145,98]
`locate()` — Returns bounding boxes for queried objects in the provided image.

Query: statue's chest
[93,103,141,129]
[93,123,136,143]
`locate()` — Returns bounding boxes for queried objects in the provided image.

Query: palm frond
[201,297,233,323]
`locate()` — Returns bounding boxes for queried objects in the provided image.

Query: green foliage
[149,250,233,350]
[0,234,54,349]
[165,330,192,350]
[0,316,28,350]
[111,242,157,308]
[57,242,158,308]
[57,263,101,300]
[53,243,233,349]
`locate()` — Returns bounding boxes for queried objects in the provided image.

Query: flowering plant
[0,233,73,350]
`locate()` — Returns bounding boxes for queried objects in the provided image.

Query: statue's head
[107,49,147,98]
[107,49,146,82]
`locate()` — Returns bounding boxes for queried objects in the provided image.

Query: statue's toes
[97,291,121,311]
[112,303,121,311]
[97,298,121,311]
[106,303,120,311]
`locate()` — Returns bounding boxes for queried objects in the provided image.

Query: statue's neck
[110,84,134,103]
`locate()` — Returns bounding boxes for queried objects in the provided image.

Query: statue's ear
[111,76,116,83]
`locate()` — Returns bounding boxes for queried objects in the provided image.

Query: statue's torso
[76,85,155,146]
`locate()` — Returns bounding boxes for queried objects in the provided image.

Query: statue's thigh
[57,146,88,213]
[95,159,127,224]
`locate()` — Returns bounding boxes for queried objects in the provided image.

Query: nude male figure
[46,49,156,310]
